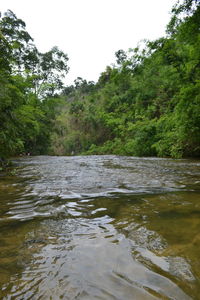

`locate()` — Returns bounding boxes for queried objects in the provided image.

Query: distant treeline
[0,0,200,160]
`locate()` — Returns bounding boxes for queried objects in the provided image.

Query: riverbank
[0,158,12,172]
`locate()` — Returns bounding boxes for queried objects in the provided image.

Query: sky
[1,0,176,85]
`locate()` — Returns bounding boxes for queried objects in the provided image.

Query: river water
[0,155,200,299]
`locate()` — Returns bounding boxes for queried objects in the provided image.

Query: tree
[33,46,69,98]
[0,10,70,158]
[0,10,38,73]
[0,10,69,99]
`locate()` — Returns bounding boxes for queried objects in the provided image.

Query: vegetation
[0,10,69,161]
[0,0,200,163]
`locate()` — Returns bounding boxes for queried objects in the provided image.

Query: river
[0,155,200,299]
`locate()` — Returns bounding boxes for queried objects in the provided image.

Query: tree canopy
[0,10,69,158]
[1,0,200,160]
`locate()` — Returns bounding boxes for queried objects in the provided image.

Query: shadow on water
[0,155,200,299]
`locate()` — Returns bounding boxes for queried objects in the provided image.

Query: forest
[0,0,200,164]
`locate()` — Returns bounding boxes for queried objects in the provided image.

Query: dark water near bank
[0,155,200,299]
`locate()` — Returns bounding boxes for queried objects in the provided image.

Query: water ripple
[1,155,200,299]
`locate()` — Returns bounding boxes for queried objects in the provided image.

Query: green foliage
[0,10,69,158]
[48,0,200,158]
[1,2,200,159]
[123,119,157,156]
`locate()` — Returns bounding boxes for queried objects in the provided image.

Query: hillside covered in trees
[0,0,200,162]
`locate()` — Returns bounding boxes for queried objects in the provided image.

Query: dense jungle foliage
[0,0,200,163]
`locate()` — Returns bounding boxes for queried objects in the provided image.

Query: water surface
[0,155,200,299]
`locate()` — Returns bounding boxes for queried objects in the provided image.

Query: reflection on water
[0,155,200,299]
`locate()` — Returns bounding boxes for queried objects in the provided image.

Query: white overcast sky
[1,0,176,85]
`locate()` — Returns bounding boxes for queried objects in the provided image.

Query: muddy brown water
[0,155,200,299]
